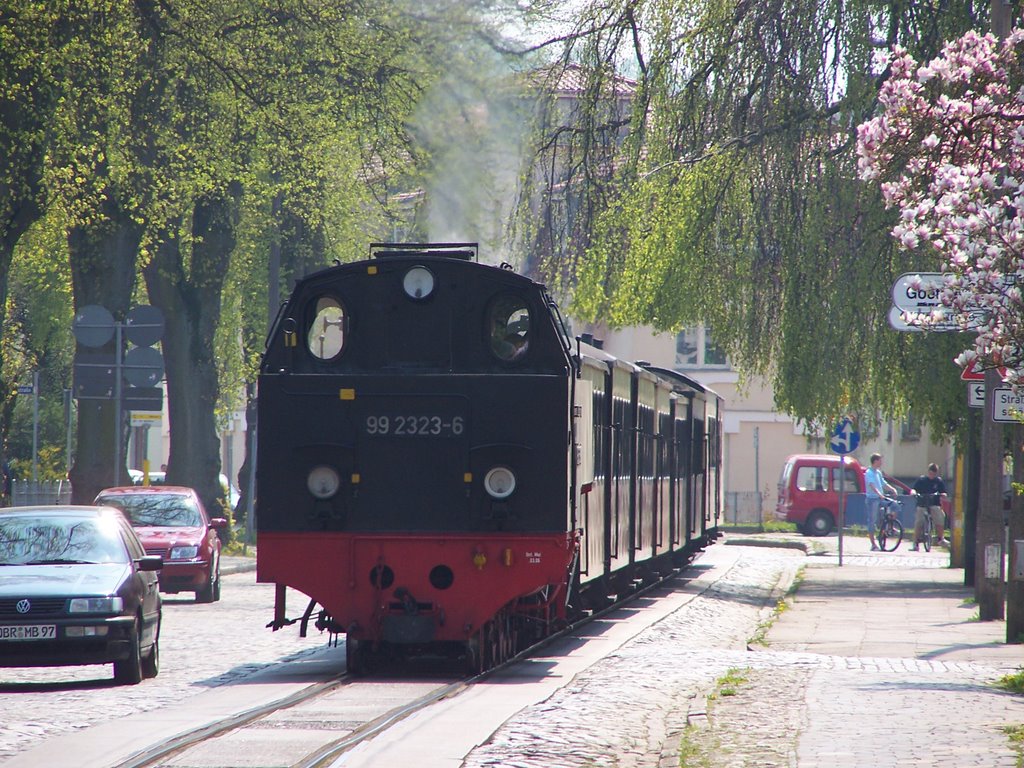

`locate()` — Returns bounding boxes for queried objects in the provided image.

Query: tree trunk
[144,183,241,521]
[67,191,142,503]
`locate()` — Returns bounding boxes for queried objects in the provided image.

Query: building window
[901,412,922,442]
[675,326,729,369]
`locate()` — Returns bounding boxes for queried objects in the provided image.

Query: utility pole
[977,0,1013,621]
[963,409,979,583]
[978,367,1005,619]
[1008,422,1024,641]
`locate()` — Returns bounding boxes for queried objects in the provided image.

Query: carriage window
[488,296,530,361]
[308,297,346,359]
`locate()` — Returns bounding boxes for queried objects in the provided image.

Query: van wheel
[803,510,833,536]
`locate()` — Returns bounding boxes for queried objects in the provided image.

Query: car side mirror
[210,517,229,529]
[137,555,164,571]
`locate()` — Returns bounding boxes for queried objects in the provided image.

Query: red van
[775,454,915,535]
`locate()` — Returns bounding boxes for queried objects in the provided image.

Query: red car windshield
[97,494,203,528]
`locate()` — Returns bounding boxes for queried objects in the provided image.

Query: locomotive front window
[308,297,346,359]
[488,296,530,362]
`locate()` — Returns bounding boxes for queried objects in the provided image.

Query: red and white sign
[960,359,1007,381]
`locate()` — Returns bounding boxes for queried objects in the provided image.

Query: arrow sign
[968,382,985,408]
[830,417,860,455]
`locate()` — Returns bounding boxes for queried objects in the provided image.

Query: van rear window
[795,466,830,492]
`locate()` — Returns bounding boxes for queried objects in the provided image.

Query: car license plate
[0,625,57,641]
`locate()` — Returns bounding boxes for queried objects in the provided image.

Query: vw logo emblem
[15,599,31,614]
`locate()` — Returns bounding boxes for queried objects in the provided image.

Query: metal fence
[10,479,73,507]
[724,491,767,525]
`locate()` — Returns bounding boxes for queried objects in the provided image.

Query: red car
[94,486,227,603]
[775,454,951,535]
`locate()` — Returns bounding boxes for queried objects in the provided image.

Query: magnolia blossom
[857,29,1024,384]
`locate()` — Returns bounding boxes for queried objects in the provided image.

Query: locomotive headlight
[307,465,341,499]
[483,466,516,499]
[403,266,435,300]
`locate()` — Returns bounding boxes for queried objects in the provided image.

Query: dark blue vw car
[0,506,163,685]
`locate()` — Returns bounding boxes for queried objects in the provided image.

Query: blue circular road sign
[830,417,860,455]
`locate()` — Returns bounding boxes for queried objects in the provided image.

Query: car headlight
[170,545,199,560]
[69,597,124,614]
[484,466,516,499]
[307,465,341,499]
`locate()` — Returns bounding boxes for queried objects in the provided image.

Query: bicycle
[919,505,934,552]
[876,496,904,552]
[912,495,946,551]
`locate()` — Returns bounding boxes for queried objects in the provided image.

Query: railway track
[114,557,701,768]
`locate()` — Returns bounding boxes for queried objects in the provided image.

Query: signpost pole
[978,367,1005,619]
[830,417,860,567]
[113,323,123,489]
[31,371,39,482]
[838,455,845,566]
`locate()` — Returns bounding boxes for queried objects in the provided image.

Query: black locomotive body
[256,243,722,671]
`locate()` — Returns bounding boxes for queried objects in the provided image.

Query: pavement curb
[723,536,813,553]
[221,558,256,576]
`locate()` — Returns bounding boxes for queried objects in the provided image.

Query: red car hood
[133,526,206,547]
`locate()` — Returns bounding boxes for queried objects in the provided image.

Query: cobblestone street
[0,568,324,763]
[4,536,1023,768]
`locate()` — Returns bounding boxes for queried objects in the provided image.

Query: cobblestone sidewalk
[463,545,803,768]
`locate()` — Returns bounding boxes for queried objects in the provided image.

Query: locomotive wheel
[465,635,482,675]
[346,637,367,676]
[484,619,499,669]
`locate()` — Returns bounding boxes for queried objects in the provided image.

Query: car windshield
[96,494,203,528]
[0,515,129,565]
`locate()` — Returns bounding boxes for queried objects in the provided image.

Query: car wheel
[141,620,160,679]
[114,619,143,685]
[196,555,220,603]
[803,510,833,536]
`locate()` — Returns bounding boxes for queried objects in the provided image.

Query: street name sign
[992,387,1024,422]
[891,272,946,312]
[889,272,993,333]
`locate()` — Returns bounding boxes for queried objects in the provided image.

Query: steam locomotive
[255,243,722,672]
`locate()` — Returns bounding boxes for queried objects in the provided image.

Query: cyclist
[866,453,900,551]
[911,462,948,550]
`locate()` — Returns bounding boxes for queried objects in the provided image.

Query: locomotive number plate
[364,414,465,437]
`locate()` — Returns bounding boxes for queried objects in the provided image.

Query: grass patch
[717,520,798,533]
[747,566,804,646]
[677,669,753,766]
[962,596,977,606]
[677,726,714,768]
[710,668,749,699]
[967,608,981,622]
[1003,724,1024,767]
[998,669,1024,695]
[787,567,806,596]
[762,520,798,533]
